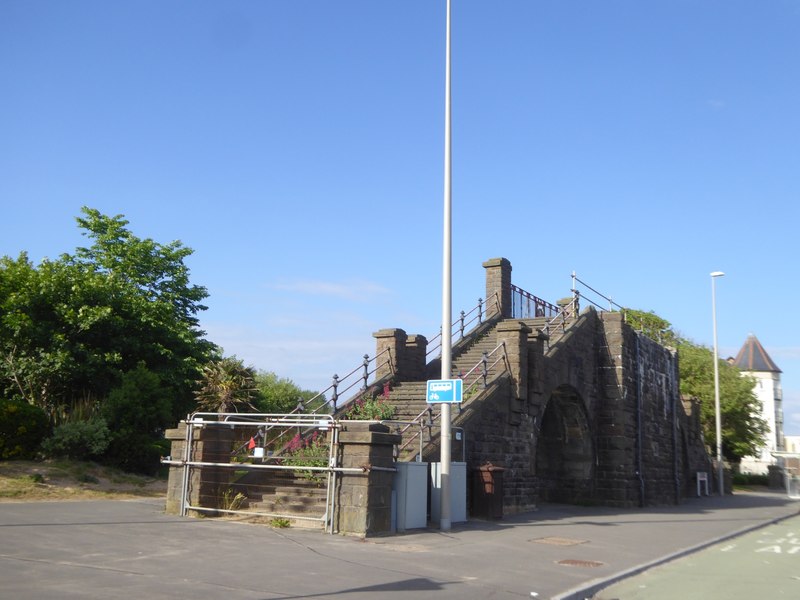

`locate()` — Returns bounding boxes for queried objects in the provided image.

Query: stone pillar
[163,421,234,516]
[496,320,531,401]
[403,334,428,381]
[164,423,187,515]
[373,329,427,382]
[483,257,512,319]
[335,422,401,536]
[558,296,578,318]
[373,328,406,381]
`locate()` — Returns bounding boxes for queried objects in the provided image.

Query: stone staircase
[231,470,329,529]
[450,327,506,384]
[383,381,429,423]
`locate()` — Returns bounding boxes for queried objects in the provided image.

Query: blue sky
[2,1,799,433]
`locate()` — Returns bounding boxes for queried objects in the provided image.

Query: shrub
[100,365,172,475]
[0,398,51,459]
[341,395,396,421]
[103,432,166,476]
[282,432,330,484]
[41,419,110,460]
[732,472,770,487]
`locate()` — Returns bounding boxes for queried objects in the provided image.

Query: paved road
[592,513,800,599]
[0,491,797,599]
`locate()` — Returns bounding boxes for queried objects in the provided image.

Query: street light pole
[711,271,725,496]
[439,0,453,532]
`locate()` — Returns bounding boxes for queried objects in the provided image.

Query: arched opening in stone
[535,386,595,504]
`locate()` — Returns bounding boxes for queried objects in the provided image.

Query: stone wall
[594,312,685,507]
[452,376,539,515]
[445,306,708,512]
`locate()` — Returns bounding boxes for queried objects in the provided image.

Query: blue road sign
[426,379,463,403]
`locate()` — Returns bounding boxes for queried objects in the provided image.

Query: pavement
[0,489,797,600]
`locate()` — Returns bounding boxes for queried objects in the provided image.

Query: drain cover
[531,536,587,546]
[557,559,604,568]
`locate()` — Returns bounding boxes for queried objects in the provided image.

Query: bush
[103,432,166,476]
[99,365,172,475]
[0,398,51,459]
[732,472,770,486]
[341,395,396,420]
[41,419,110,460]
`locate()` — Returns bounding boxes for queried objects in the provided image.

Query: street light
[711,271,725,496]
[439,0,453,532]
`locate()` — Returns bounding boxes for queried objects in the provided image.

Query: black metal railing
[510,284,560,319]
[425,293,500,362]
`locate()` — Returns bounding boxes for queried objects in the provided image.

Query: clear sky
[2,1,799,433]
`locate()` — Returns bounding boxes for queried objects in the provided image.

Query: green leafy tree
[623,308,767,461]
[678,343,768,461]
[621,308,680,347]
[0,208,216,424]
[254,371,321,413]
[195,356,258,413]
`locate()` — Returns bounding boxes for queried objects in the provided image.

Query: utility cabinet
[430,461,467,524]
[392,462,428,531]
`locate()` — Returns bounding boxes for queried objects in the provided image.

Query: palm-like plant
[195,356,257,413]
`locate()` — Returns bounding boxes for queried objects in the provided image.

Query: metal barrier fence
[163,413,339,533]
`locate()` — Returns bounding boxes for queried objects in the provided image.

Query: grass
[0,459,167,501]
[270,517,291,528]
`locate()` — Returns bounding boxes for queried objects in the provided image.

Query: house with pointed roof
[731,334,784,475]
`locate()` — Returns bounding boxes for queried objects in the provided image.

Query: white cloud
[272,279,391,302]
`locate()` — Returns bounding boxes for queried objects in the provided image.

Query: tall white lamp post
[439,0,453,532]
[711,271,725,496]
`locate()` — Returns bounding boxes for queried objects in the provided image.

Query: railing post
[459,310,466,339]
[331,374,339,412]
[478,297,483,324]
[481,351,488,388]
[362,354,369,391]
[572,270,577,304]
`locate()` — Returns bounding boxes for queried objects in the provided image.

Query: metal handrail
[397,342,509,456]
[571,271,624,312]
[306,347,394,414]
[238,349,393,455]
[510,284,560,319]
[425,293,500,362]
[397,405,438,457]
[460,343,508,396]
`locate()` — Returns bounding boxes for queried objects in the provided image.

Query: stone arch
[535,385,595,503]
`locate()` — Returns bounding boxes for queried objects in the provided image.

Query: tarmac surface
[0,490,797,600]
